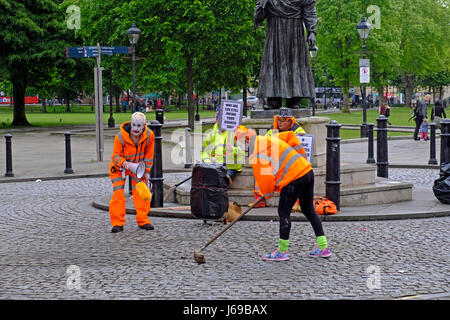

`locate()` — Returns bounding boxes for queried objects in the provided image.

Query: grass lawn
[0,105,216,128]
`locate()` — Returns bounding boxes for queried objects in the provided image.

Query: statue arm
[302,0,317,46]
[254,0,268,29]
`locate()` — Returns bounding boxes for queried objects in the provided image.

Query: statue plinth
[250,109,311,119]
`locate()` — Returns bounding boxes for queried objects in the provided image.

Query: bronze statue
[255,0,317,109]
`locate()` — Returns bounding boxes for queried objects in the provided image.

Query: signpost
[66,44,131,161]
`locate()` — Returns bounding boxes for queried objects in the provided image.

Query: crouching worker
[109,112,155,233]
[201,110,245,186]
[235,126,332,261]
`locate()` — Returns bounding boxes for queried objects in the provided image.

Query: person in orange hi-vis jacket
[235,125,331,261]
[109,112,154,233]
[252,130,307,211]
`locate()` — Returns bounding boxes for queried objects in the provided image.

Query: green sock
[317,236,328,250]
[278,239,290,252]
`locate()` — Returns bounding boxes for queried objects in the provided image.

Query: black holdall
[190,163,229,219]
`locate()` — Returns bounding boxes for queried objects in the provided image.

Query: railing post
[184,127,192,168]
[376,115,389,178]
[440,119,450,165]
[366,123,375,164]
[149,120,164,208]
[64,131,74,174]
[428,122,438,165]
[155,109,164,125]
[4,134,14,177]
[325,120,341,210]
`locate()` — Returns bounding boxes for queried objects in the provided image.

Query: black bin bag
[190,163,229,219]
[432,162,450,205]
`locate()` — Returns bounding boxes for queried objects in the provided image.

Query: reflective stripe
[276,153,302,186]
[113,185,124,191]
[293,144,303,151]
[113,155,121,166]
[143,158,153,163]
[264,192,274,198]
[111,177,124,183]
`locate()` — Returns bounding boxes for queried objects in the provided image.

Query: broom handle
[163,176,192,202]
[200,196,265,251]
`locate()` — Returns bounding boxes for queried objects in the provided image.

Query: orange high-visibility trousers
[109,164,151,227]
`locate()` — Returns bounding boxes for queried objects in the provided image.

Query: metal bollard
[376,115,388,178]
[4,134,14,177]
[64,131,74,174]
[325,120,341,210]
[184,127,192,168]
[428,122,438,165]
[149,120,164,208]
[366,123,375,164]
[440,119,450,165]
[155,109,164,125]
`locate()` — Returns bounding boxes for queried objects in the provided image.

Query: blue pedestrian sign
[66,46,130,58]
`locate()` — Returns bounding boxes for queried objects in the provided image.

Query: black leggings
[278,170,325,240]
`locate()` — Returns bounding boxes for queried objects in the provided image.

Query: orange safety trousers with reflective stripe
[253,131,307,197]
[109,122,154,227]
[250,134,311,200]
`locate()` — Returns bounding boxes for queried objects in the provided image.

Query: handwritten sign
[296,134,315,164]
[219,100,243,131]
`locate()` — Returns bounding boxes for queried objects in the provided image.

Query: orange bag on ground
[312,196,338,215]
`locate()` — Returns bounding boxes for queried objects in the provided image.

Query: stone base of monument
[250,108,311,119]
[169,164,413,207]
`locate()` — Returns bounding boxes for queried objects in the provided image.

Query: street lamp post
[195,93,200,121]
[127,23,141,113]
[309,45,319,116]
[356,16,372,138]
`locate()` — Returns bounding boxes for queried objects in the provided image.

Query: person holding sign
[235,126,331,261]
[201,110,245,185]
[266,107,306,136]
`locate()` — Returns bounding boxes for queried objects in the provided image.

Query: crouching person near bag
[235,126,332,261]
[109,112,155,233]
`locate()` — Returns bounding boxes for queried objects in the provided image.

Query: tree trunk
[402,73,415,108]
[41,98,47,113]
[11,79,30,126]
[186,53,194,130]
[65,92,71,112]
[341,79,351,113]
[242,74,248,117]
[115,90,121,112]
[378,85,385,105]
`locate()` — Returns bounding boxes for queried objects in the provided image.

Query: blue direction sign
[66,46,130,58]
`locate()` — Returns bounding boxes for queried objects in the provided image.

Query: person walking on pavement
[235,126,331,261]
[108,112,155,233]
[413,94,430,140]
[419,118,429,141]
[431,100,447,129]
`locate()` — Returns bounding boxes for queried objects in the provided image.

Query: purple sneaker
[308,246,332,258]
[263,249,290,261]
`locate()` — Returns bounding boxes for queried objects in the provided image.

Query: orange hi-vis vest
[274,131,307,158]
[110,121,154,183]
[249,135,311,199]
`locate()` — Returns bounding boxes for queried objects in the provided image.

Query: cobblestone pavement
[0,171,449,300]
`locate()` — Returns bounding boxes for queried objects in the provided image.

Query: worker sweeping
[235,126,332,261]
[252,107,306,208]
[108,112,155,233]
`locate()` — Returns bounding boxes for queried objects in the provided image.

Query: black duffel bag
[190,163,229,219]
[432,162,450,205]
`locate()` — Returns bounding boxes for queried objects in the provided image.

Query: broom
[193,196,265,264]
[163,176,192,202]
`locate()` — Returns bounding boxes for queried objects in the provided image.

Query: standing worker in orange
[109,112,155,233]
[235,126,331,261]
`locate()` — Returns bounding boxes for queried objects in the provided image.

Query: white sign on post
[360,67,370,83]
[219,100,244,132]
[296,134,315,164]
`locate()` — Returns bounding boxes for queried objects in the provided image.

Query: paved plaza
[0,121,449,300]
[0,174,448,300]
